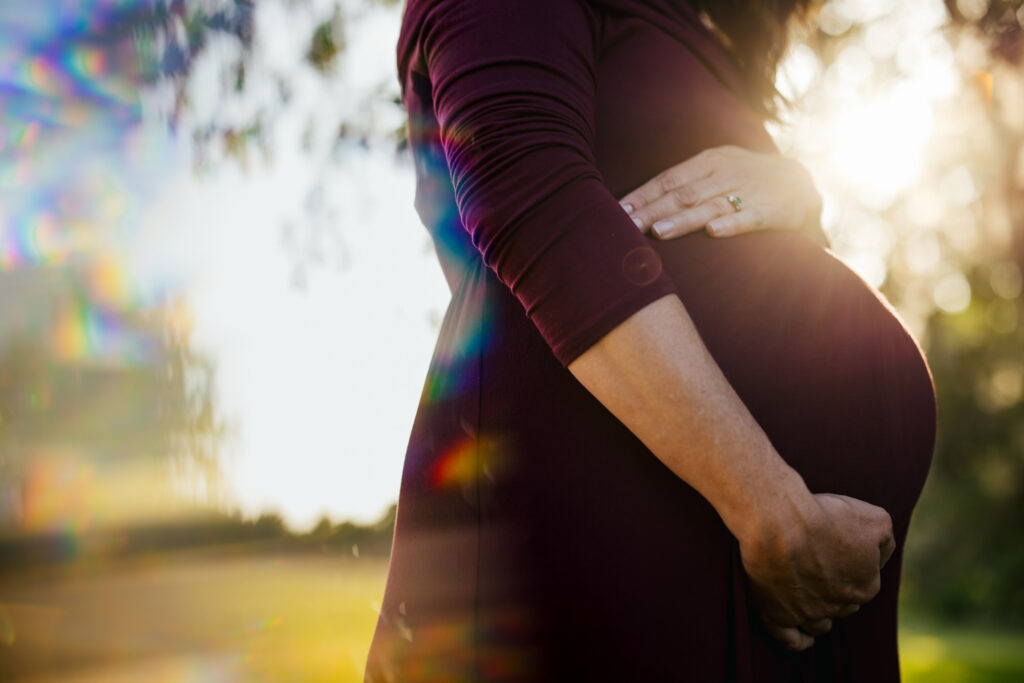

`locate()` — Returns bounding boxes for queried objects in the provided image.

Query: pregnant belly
[651,229,936,521]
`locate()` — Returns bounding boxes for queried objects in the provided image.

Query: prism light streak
[1,1,178,380]
[0,1,158,269]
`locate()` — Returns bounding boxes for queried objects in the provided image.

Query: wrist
[727,466,817,551]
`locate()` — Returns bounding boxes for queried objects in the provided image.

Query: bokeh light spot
[956,0,990,23]
[829,84,934,208]
[933,272,972,313]
[990,261,1022,300]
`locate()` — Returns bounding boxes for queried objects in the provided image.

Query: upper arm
[413,0,676,365]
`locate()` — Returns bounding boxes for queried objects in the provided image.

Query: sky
[140,138,450,527]
[123,0,450,527]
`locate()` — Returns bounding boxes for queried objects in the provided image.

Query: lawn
[1,553,388,682]
[900,626,1024,683]
[0,552,1021,681]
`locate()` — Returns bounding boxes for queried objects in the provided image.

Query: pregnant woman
[367,0,936,680]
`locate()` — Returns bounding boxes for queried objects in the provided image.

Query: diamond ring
[726,194,743,212]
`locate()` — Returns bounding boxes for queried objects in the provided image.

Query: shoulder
[398,0,601,82]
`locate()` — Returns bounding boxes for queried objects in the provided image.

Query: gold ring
[727,194,743,212]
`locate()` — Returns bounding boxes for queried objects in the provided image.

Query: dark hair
[692,0,821,118]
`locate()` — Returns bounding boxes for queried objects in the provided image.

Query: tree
[0,280,229,530]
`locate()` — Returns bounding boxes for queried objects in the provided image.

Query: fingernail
[707,221,725,236]
[632,217,644,229]
[620,202,635,214]
[652,220,672,237]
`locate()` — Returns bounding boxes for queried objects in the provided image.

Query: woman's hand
[618,145,823,240]
[738,491,896,652]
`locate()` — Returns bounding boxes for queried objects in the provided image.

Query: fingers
[763,621,815,652]
[847,572,883,607]
[645,196,737,239]
[706,207,763,238]
[800,618,833,637]
[813,492,895,600]
[618,148,718,212]
[623,176,724,234]
[634,198,764,241]
[835,604,860,618]
[829,493,895,572]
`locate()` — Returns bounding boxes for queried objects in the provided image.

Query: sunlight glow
[829,85,934,209]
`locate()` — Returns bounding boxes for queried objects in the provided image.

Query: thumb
[763,621,814,652]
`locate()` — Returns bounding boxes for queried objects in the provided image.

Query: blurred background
[0,0,1021,680]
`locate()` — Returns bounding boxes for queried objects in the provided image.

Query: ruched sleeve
[409,0,677,366]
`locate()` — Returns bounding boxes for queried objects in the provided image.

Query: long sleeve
[405,0,677,366]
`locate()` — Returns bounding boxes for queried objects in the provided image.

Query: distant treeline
[0,505,396,575]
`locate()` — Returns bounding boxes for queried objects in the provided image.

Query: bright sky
[133,140,448,528]
[186,3,447,528]
[126,0,450,528]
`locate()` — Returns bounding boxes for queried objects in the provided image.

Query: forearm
[567,293,813,543]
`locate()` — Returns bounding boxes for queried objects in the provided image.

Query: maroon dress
[366,0,936,680]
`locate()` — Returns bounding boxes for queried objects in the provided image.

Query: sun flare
[828,85,934,208]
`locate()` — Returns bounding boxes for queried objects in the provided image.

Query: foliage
[896,0,1024,628]
[0,287,230,528]
[0,505,396,574]
[902,263,1024,624]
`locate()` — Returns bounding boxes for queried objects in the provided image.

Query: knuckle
[669,211,696,233]
[803,619,833,636]
[749,207,765,230]
[775,629,798,649]
[883,511,894,530]
[853,578,881,604]
[837,604,860,618]
[822,602,843,618]
[840,584,864,604]
[671,186,696,207]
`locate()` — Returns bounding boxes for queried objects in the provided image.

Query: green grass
[1,552,1022,681]
[901,625,1024,683]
